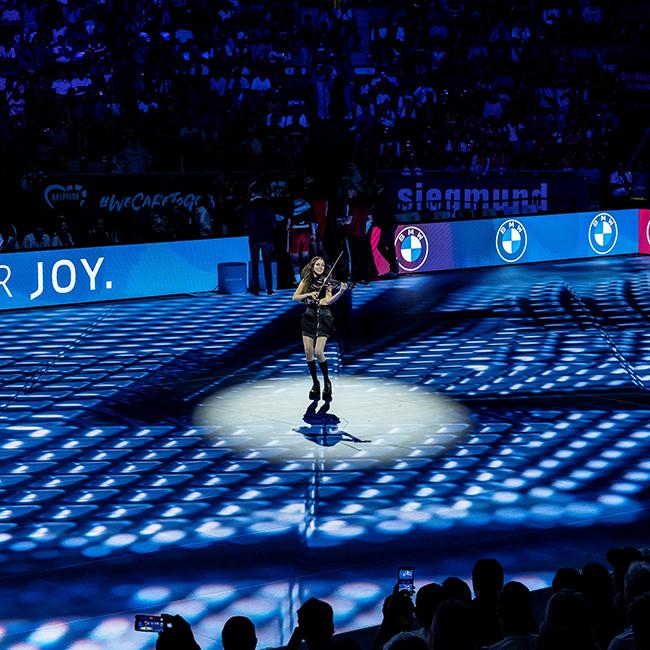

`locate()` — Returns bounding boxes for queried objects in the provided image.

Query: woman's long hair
[301,256,328,285]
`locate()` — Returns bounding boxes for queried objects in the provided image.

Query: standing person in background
[306,175,329,262]
[344,189,372,285]
[196,197,213,238]
[371,181,399,277]
[287,192,316,284]
[245,182,275,295]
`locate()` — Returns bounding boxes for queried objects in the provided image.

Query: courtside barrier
[373,209,641,275]
[0,237,248,311]
[0,210,645,310]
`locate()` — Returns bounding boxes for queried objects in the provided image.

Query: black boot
[319,360,332,401]
[322,378,332,401]
[307,360,320,400]
[309,380,321,400]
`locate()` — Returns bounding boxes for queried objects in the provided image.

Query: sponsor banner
[639,210,650,255]
[391,209,639,274]
[620,71,650,92]
[0,237,248,311]
[38,174,218,216]
[386,174,591,215]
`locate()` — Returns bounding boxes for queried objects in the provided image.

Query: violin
[314,277,353,300]
[310,251,356,302]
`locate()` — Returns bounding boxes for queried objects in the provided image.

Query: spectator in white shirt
[0,40,16,58]
[251,74,272,92]
[582,0,603,25]
[23,226,50,249]
[52,221,75,248]
[1,7,20,22]
[51,75,72,95]
[175,28,194,43]
[610,162,633,198]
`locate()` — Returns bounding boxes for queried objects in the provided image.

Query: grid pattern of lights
[0,257,649,649]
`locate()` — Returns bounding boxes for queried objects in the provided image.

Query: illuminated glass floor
[1,255,650,648]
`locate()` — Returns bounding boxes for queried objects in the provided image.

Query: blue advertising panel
[0,237,248,311]
[394,209,639,273]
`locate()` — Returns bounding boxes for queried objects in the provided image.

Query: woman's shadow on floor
[293,401,370,447]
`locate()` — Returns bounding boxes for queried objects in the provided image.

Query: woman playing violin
[292,256,347,401]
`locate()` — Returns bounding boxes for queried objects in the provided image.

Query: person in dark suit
[245,182,275,295]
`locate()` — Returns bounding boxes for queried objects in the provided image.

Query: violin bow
[317,251,345,298]
[322,250,344,286]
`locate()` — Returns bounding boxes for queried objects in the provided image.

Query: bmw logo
[395,226,429,272]
[588,212,618,255]
[496,219,528,263]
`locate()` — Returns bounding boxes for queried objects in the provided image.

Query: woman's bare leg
[303,336,320,399]
[315,336,327,362]
[303,336,315,361]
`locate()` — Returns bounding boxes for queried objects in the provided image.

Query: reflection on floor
[1,255,650,648]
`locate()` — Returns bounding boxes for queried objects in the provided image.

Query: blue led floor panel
[1,257,650,648]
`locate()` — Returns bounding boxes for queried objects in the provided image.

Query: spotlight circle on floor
[193,375,471,464]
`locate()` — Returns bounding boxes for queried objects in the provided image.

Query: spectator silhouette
[607,547,643,617]
[608,561,650,650]
[222,615,257,650]
[552,567,583,593]
[414,584,444,642]
[384,583,444,649]
[373,590,415,650]
[484,581,538,650]
[388,636,427,650]
[430,599,477,650]
[156,614,201,650]
[470,558,504,647]
[581,561,622,649]
[629,591,650,649]
[441,577,472,606]
[287,598,358,650]
[537,589,599,650]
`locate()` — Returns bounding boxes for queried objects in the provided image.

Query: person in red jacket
[344,189,372,284]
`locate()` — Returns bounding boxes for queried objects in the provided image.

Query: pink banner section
[639,210,650,254]
[370,226,390,276]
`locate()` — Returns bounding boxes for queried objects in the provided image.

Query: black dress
[301,276,335,339]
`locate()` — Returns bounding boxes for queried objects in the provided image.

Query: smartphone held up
[398,566,415,594]
[134,614,172,633]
